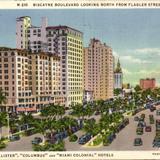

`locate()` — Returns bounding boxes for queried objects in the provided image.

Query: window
[4,75,8,79]
[4,58,8,62]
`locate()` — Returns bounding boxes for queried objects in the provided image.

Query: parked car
[140,114,145,119]
[145,126,152,132]
[134,138,143,146]
[153,137,160,147]
[157,110,160,116]
[103,132,116,146]
[156,119,160,131]
[137,121,146,128]
[150,106,156,112]
[9,135,20,141]
[136,127,143,135]
[31,137,42,145]
[78,133,92,145]
[134,116,139,121]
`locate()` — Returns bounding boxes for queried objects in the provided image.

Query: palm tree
[33,119,48,143]
[0,89,7,110]
[56,105,65,119]
[19,113,34,131]
[71,103,83,120]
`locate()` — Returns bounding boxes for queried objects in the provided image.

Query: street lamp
[7,107,11,139]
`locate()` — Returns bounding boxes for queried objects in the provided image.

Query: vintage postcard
[0,0,160,159]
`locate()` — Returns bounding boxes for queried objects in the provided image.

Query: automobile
[103,132,116,146]
[123,118,129,125]
[134,116,139,121]
[136,127,143,135]
[116,123,125,133]
[9,135,20,141]
[156,120,160,131]
[150,106,156,112]
[145,126,152,132]
[31,137,42,145]
[78,133,92,145]
[138,117,144,122]
[153,137,160,147]
[149,114,154,118]
[134,138,143,146]
[140,114,145,119]
[157,110,160,116]
[137,121,146,128]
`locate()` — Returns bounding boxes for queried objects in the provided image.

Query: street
[3,106,160,151]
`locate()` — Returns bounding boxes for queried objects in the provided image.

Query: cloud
[113,51,119,57]
[120,55,152,64]
[122,68,132,75]
[134,48,160,56]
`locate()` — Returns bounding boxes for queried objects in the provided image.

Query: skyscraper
[114,59,123,89]
[83,38,114,100]
[46,26,83,106]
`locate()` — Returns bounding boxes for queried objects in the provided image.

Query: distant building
[83,90,94,104]
[83,38,114,101]
[114,59,123,89]
[140,78,156,90]
[123,83,131,89]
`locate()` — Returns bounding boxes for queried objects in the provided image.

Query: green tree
[33,119,48,143]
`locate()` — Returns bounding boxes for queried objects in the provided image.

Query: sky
[0,9,160,86]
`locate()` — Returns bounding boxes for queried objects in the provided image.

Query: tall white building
[16,16,48,53]
[46,26,83,106]
[16,16,83,107]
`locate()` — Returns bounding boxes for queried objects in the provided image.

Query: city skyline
[0,9,160,85]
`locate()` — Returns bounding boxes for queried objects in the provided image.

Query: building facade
[16,16,48,53]
[114,59,123,89]
[46,26,83,106]
[140,78,156,90]
[83,38,114,100]
[0,47,62,112]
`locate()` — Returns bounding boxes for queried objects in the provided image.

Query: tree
[134,85,142,93]
[33,119,48,143]
[19,113,34,131]
[0,89,7,109]
[114,88,122,96]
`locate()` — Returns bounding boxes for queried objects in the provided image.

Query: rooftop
[46,25,83,34]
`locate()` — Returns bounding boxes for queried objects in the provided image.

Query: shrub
[69,134,78,142]
[0,141,6,150]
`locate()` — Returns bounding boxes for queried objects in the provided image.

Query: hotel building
[83,38,114,100]
[16,16,83,106]
[46,26,83,106]
[0,47,62,112]
[16,16,48,53]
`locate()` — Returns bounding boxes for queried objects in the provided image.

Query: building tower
[16,16,48,52]
[114,59,123,89]
[83,38,114,100]
[16,16,31,49]
[46,26,83,106]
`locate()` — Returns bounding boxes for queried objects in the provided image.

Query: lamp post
[7,107,11,139]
